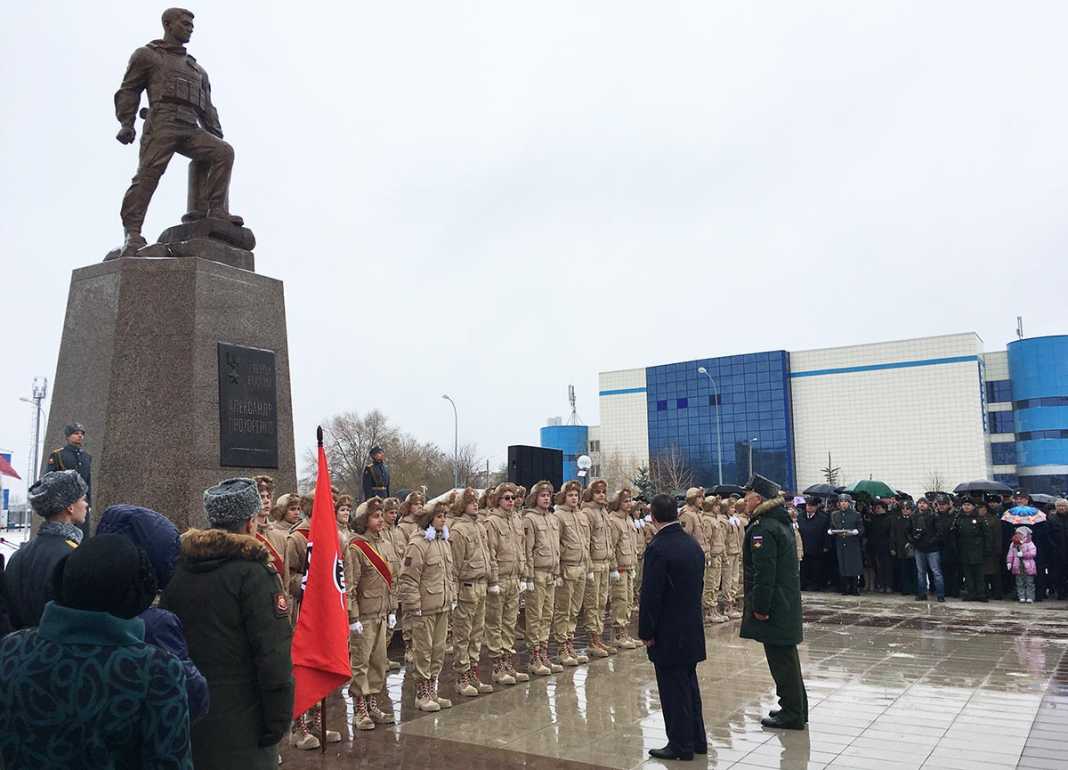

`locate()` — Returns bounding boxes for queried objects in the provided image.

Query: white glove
[442,525,450,541]
[527,581,536,593]
[643,514,653,524]
[350,621,364,635]
[555,577,563,587]
[488,584,501,595]
[451,601,457,610]
[610,570,621,582]
[729,516,740,526]
[587,572,595,581]
[388,612,397,630]
[517,580,527,592]
[827,529,835,536]
[424,526,436,541]
[850,529,859,536]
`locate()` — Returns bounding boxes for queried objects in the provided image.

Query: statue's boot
[120,230,148,256]
[207,208,245,227]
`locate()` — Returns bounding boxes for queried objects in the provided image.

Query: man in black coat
[45,423,93,539]
[639,493,707,761]
[796,497,829,590]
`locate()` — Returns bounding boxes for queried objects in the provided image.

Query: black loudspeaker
[507,445,563,491]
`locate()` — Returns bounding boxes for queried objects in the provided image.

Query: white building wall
[791,334,990,495]
[598,368,649,472]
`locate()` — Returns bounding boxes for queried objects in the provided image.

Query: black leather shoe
[649,745,694,761]
[768,708,782,718]
[761,717,805,730]
[694,746,707,755]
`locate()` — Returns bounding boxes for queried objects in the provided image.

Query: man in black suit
[639,493,708,761]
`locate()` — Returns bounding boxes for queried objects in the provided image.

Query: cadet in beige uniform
[449,488,493,697]
[633,501,651,612]
[398,497,456,712]
[483,483,529,686]
[734,500,750,605]
[380,497,404,671]
[679,487,706,546]
[580,479,617,657]
[523,481,562,676]
[551,480,590,666]
[396,491,425,664]
[701,498,727,623]
[721,499,745,619]
[336,494,355,551]
[607,487,639,650]
[345,499,397,731]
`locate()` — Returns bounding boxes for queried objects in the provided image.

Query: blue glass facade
[1008,335,1068,494]
[645,351,795,490]
[539,425,588,482]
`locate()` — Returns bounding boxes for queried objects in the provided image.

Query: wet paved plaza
[281,595,1068,769]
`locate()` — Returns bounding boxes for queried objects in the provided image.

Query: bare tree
[601,451,641,494]
[924,472,946,492]
[650,444,695,496]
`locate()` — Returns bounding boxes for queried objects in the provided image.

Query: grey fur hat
[29,470,88,517]
[203,477,260,526]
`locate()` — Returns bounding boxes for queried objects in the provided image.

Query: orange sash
[256,531,285,576]
[351,539,392,588]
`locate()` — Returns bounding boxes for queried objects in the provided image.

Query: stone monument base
[42,256,296,532]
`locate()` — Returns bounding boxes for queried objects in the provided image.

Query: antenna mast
[567,385,582,425]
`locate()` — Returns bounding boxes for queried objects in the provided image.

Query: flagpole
[320,697,326,754]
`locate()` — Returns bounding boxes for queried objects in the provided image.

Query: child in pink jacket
[1006,526,1037,603]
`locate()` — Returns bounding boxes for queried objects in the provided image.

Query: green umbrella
[846,480,896,499]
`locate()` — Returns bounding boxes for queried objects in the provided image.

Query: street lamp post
[748,437,759,479]
[441,394,459,488]
[696,367,723,485]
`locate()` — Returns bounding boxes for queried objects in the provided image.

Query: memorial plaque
[218,342,279,468]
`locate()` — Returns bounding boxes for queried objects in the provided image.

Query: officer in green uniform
[955,497,992,602]
[739,474,807,730]
[981,496,1004,600]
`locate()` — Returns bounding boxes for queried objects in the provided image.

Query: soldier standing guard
[607,488,639,650]
[551,480,590,667]
[580,479,617,658]
[45,423,93,539]
[523,481,561,676]
[702,498,728,623]
[113,8,243,255]
[679,488,705,544]
[362,447,391,501]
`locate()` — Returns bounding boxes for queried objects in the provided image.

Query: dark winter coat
[955,511,992,565]
[937,510,959,561]
[865,511,893,560]
[982,511,1004,575]
[889,510,913,559]
[638,521,707,666]
[829,507,865,577]
[141,607,210,722]
[1050,512,1068,567]
[162,529,294,770]
[797,510,829,560]
[0,601,192,769]
[740,498,803,646]
[0,557,13,637]
[3,523,80,629]
[906,507,943,553]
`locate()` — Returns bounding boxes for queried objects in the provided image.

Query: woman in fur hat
[380,497,404,672]
[398,497,456,711]
[335,494,355,551]
[607,487,640,650]
[551,479,590,666]
[345,497,398,730]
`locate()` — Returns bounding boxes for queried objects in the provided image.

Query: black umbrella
[953,480,1013,494]
[709,484,746,497]
[803,483,839,498]
[1029,493,1057,506]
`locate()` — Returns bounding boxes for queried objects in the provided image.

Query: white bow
[424,526,436,541]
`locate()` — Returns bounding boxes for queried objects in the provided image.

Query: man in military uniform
[114,8,243,255]
[739,475,807,731]
[362,447,391,501]
[45,423,93,539]
[956,498,992,602]
[983,495,1006,600]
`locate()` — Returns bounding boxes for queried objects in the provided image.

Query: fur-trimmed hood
[750,496,786,522]
[179,528,271,567]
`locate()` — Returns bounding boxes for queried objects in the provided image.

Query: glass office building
[594,332,1067,497]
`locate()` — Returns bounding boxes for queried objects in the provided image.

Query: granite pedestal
[42,256,297,531]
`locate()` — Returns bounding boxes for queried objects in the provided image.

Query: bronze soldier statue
[114,8,243,256]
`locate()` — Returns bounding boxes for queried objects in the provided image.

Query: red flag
[290,428,351,718]
[0,453,20,480]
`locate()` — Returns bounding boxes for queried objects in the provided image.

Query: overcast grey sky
[2,1,1065,498]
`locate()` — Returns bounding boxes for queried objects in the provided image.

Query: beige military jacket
[679,504,704,546]
[608,510,637,570]
[449,513,491,583]
[523,507,561,578]
[283,522,311,600]
[398,530,455,616]
[345,532,396,622]
[397,514,421,554]
[706,513,728,557]
[725,513,744,556]
[553,503,591,573]
[485,507,527,583]
[381,525,405,609]
[581,502,615,567]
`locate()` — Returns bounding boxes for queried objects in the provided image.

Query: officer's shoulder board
[65,539,79,549]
